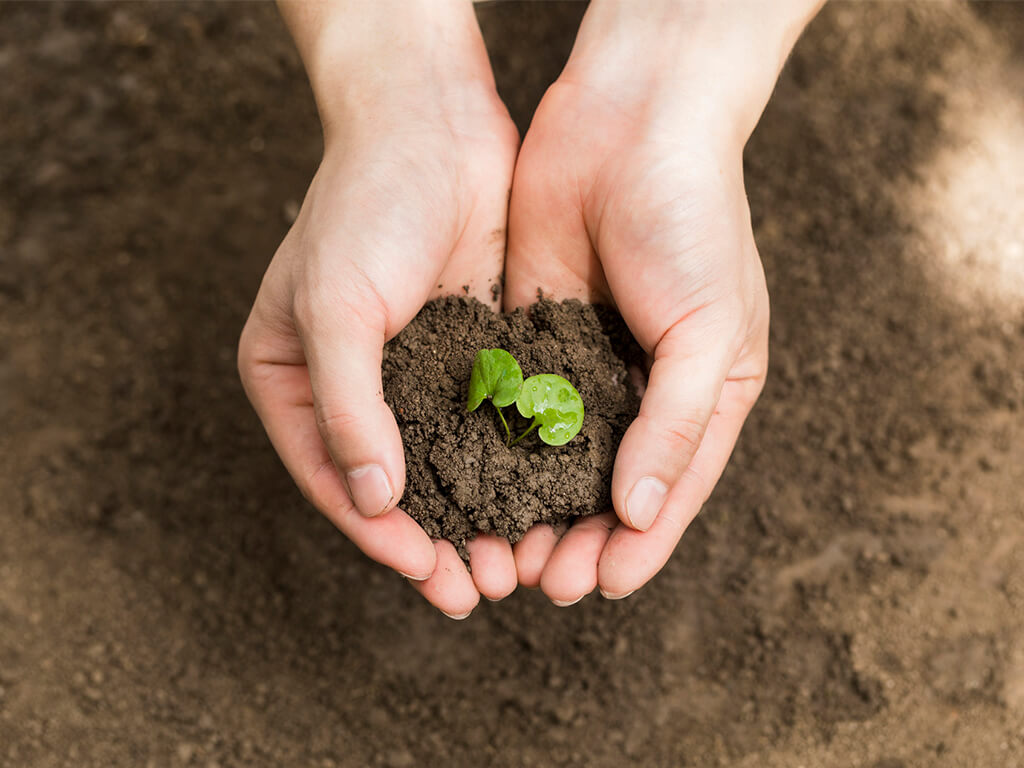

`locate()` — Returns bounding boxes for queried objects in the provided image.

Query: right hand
[238,1,520,619]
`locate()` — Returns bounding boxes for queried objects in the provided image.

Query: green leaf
[515,374,585,446]
[466,349,524,412]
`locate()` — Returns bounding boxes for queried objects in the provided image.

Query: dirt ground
[1,2,1023,767]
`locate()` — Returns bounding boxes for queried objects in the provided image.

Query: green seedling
[466,349,585,447]
[467,348,524,443]
[513,374,585,446]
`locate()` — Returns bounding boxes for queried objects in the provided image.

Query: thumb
[611,320,734,532]
[294,288,406,519]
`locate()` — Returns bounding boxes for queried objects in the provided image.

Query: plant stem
[493,402,511,445]
[509,418,539,447]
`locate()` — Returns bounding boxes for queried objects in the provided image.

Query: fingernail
[625,476,667,531]
[552,596,583,607]
[346,464,394,517]
[600,589,635,601]
[399,571,430,582]
[441,609,472,620]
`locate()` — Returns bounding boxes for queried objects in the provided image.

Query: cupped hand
[239,3,521,618]
[504,3,802,603]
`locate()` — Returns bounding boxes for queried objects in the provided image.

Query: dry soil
[1,3,1023,767]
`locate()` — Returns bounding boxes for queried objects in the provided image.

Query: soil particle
[382,296,641,554]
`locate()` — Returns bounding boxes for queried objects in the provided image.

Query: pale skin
[238,0,824,618]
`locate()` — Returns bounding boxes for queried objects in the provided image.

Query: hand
[238,0,520,618]
[505,0,821,603]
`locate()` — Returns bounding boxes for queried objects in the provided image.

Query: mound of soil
[382,297,642,554]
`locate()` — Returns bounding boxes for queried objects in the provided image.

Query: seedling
[513,374,585,447]
[466,349,584,447]
[467,349,523,443]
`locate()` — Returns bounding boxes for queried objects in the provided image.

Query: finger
[433,188,513,311]
[409,540,481,619]
[512,524,563,588]
[504,114,607,309]
[434,255,505,308]
[293,285,406,519]
[539,513,616,606]
[431,115,518,309]
[432,207,509,309]
[611,322,736,532]
[466,534,518,601]
[598,390,752,598]
[238,339,437,579]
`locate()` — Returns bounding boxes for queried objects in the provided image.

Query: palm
[505,81,768,601]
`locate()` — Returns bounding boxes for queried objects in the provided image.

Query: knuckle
[658,410,708,456]
[314,407,363,436]
[293,264,387,339]
[680,464,712,505]
[750,368,769,399]
[291,285,322,335]
[301,459,358,520]
[573,513,616,535]
[236,324,255,381]
[302,458,336,499]
[657,501,695,535]
[292,259,338,334]
[235,321,275,396]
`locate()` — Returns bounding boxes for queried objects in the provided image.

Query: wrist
[562,0,823,148]
[279,0,496,137]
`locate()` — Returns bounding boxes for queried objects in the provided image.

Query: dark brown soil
[2,3,1024,768]
[383,297,641,554]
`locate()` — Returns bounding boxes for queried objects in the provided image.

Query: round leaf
[466,349,524,411]
[515,374,585,446]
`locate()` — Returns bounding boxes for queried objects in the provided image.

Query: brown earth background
[2,2,1023,766]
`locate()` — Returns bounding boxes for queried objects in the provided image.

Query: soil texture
[383,297,641,554]
[2,3,1024,768]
